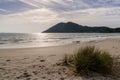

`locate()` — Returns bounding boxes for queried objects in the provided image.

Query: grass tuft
[63,46,116,76]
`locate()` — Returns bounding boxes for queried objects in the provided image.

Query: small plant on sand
[63,46,114,75]
[63,54,69,65]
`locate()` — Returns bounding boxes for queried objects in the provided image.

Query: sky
[0,0,120,33]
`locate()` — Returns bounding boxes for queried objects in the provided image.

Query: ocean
[0,33,120,48]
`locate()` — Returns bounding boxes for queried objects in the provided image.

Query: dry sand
[0,38,120,80]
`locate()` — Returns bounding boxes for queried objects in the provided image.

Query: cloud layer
[0,0,120,14]
[0,0,120,32]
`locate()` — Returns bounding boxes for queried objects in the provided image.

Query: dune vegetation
[63,46,120,78]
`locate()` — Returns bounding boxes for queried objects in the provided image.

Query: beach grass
[62,46,118,76]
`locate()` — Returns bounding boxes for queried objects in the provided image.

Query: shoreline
[0,38,120,80]
[0,38,120,56]
[0,37,119,50]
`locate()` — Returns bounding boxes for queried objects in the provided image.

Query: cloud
[0,8,11,15]
[2,7,119,24]
[58,7,120,20]
[19,0,120,12]
[0,8,10,12]
[0,8,65,32]
[0,0,120,32]
[0,0,120,15]
[19,0,90,12]
[0,0,36,15]
[0,7,119,28]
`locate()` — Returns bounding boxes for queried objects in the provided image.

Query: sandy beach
[0,38,120,80]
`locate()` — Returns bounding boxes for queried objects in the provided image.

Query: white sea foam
[0,33,120,48]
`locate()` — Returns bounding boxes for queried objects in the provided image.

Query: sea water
[0,33,120,48]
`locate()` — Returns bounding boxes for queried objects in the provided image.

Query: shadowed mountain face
[43,22,120,33]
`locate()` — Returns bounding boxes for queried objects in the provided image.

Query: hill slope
[43,22,120,33]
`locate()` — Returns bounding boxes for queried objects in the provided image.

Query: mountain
[43,22,120,33]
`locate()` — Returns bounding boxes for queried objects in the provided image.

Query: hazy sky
[0,0,120,33]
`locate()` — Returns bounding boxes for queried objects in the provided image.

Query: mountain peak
[43,22,120,33]
[66,22,75,24]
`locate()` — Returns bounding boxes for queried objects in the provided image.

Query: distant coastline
[43,22,120,33]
